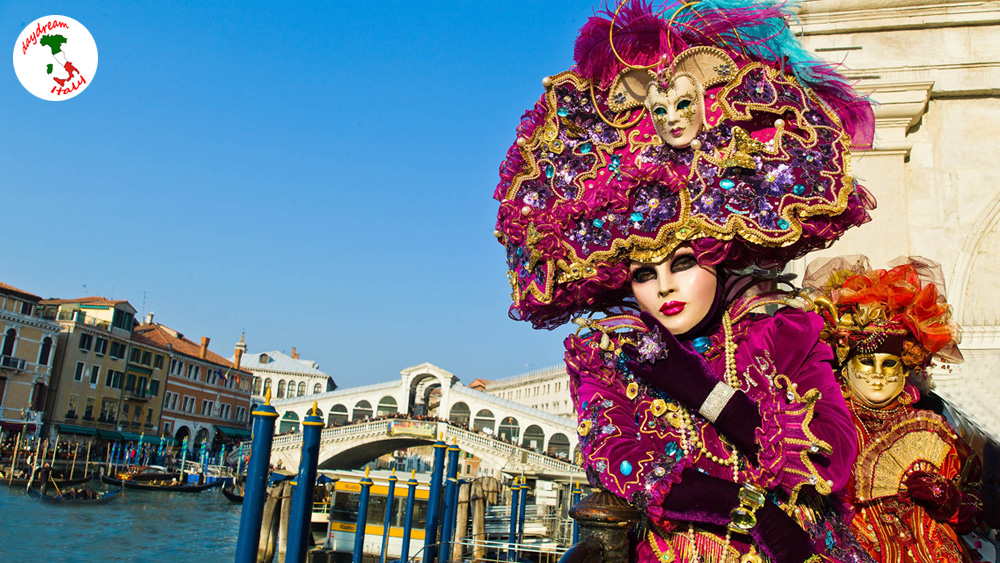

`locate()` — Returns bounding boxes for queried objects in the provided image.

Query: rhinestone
[630,212,644,222]
[777,219,790,229]
[579,142,592,154]
[557,107,569,117]
[720,179,735,190]
[620,460,633,476]
[692,336,711,354]
[545,165,554,178]
[792,184,805,196]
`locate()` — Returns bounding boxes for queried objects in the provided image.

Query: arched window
[253,377,262,395]
[276,380,287,399]
[313,383,321,394]
[297,381,306,396]
[287,382,296,399]
[38,337,53,366]
[2,329,15,357]
[263,378,272,395]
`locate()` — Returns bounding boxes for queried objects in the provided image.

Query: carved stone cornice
[798,0,1000,35]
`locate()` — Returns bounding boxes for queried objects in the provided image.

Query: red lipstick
[659,301,686,316]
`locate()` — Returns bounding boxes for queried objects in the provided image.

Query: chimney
[234,347,244,371]
[200,337,210,360]
[291,347,299,360]
[144,312,154,324]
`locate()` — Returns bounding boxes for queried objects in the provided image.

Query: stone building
[234,337,335,404]
[794,0,1000,442]
[0,282,61,439]
[481,365,574,419]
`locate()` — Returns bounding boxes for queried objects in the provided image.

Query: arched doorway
[548,433,570,459]
[522,425,545,451]
[498,416,520,442]
[279,411,300,434]
[195,427,210,446]
[377,396,398,417]
[329,404,349,426]
[174,425,191,445]
[472,409,495,433]
[449,402,470,426]
[352,400,373,422]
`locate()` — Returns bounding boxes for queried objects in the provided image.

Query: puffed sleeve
[751,308,857,500]
[565,332,690,512]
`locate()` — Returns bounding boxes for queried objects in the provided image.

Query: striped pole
[422,433,447,562]
[379,469,398,563]
[517,477,528,546]
[234,390,279,563]
[506,478,521,562]
[352,467,374,563]
[287,403,324,563]
[400,470,418,562]
[571,482,582,544]
[438,440,460,562]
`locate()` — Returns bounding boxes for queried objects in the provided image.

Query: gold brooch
[626,382,639,400]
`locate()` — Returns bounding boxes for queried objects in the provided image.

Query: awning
[140,434,173,445]
[96,429,122,440]
[57,424,98,436]
[0,421,36,432]
[215,425,252,439]
[120,431,143,442]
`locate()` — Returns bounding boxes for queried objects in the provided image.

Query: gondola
[28,487,123,504]
[99,472,221,492]
[3,473,93,489]
[221,484,244,504]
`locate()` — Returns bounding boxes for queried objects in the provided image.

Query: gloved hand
[751,502,818,563]
[624,312,762,457]
[903,471,960,521]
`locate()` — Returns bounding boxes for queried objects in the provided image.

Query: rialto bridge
[264,363,583,477]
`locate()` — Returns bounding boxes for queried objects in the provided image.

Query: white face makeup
[629,247,717,336]
[844,353,907,409]
[646,73,705,148]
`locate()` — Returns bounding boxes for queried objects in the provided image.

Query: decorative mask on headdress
[494,0,876,329]
[803,255,963,373]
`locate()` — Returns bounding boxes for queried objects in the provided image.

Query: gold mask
[843,353,907,409]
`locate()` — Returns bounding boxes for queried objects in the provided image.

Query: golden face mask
[843,353,907,409]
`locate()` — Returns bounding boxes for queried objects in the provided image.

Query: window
[148,380,159,396]
[110,341,126,359]
[2,329,16,356]
[38,337,53,366]
[154,354,164,369]
[90,365,100,386]
[67,394,79,416]
[125,373,136,392]
[79,333,93,351]
[84,397,96,419]
[130,348,141,363]
[94,337,108,356]
[99,399,117,421]
[186,364,200,380]
[164,421,171,434]
[133,406,142,423]
[20,301,33,315]
[145,408,152,425]
[201,400,213,416]
[74,362,85,382]
[313,383,321,394]
[136,377,147,396]
[170,359,183,376]
[236,406,246,422]
[141,350,151,366]
[122,404,129,419]
[105,370,124,390]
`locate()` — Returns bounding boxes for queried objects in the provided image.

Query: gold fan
[853,411,955,502]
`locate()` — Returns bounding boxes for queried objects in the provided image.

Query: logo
[12,16,98,101]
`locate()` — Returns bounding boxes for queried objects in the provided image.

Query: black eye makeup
[669,251,698,273]
[631,266,656,284]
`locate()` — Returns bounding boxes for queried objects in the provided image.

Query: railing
[124,389,151,401]
[0,355,27,371]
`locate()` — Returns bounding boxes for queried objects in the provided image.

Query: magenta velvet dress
[566,307,865,563]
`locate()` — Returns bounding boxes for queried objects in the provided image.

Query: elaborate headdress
[802,255,963,372]
[494,0,875,328]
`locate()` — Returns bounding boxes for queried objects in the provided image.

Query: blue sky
[1,0,602,388]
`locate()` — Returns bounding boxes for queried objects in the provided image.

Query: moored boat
[222,484,244,503]
[28,487,123,504]
[99,472,220,492]
[4,473,93,489]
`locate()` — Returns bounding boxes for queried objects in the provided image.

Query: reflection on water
[0,482,241,561]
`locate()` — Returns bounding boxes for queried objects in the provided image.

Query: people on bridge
[804,256,983,563]
[491,1,880,562]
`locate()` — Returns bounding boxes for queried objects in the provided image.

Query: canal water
[0,482,242,561]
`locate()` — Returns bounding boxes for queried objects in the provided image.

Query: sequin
[825,531,835,550]
[592,218,604,228]
[620,461,633,476]
[692,336,711,354]
[630,212,644,222]
[595,461,607,472]
[720,179,735,190]
[557,107,568,117]
[580,142,592,154]
[602,425,616,435]
[777,219,790,229]
[545,165,554,179]
[792,184,806,196]
[654,466,666,476]
[665,442,680,459]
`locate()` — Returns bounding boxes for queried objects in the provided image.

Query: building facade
[136,319,253,448]
[0,282,61,439]
[481,365,574,418]
[235,338,335,404]
[39,298,171,442]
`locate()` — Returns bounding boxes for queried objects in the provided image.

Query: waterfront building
[135,319,253,448]
[481,365,573,419]
[233,336,335,404]
[796,0,1000,442]
[0,282,61,439]
[39,298,172,442]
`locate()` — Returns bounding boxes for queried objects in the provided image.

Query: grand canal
[0,483,242,560]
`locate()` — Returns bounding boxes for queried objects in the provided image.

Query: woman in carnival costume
[493,1,878,561]
[803,256,984,563]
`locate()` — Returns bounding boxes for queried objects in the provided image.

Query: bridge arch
[279,411,300,434]
[449,402,471,426]
[498,416,520,442]
[377,396,398,416]
[473,409,496,433]
[352,400,373,421]
[547,432,570,459]
[523,425,545,451]
[329,404,348,425]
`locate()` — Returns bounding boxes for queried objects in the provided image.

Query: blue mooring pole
[352,467,374,563]
[234,393,279,563]
[506,477,521,562]
[286,403,324,563]
[572,481,582,544]
[422,434,447,562]
[438,440,460,562]
[379,469,398,563]
[517,477,528,546]
[399,470,418,563]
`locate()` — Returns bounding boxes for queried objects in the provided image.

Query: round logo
[12,16,98,101]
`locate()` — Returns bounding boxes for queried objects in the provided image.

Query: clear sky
[1,1,603,388]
